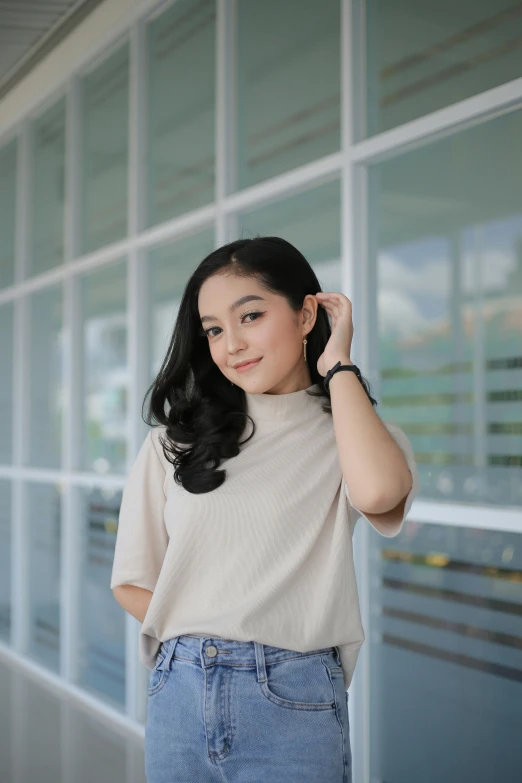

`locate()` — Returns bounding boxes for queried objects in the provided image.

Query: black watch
[324,360,362,392]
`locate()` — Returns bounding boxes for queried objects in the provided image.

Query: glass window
[237,179,341,290]
[0,139,17,290]
[81,43,129,254]
[365,0,522,137]
[369,521,522,782]
[370,108,522,507]
[0,302,14,464]
[77,485,125,706]
[30,97,66,276]
[237,0,340,190]
[146,0,216,227]
[80,259,127,474]
[148,229,215,379]
[26,285,64,468]
[26,482,62,673]
[0,480,11,642]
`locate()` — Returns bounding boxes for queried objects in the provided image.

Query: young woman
[111,236,419,783]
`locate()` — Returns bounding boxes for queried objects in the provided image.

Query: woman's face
[198,271,317,393]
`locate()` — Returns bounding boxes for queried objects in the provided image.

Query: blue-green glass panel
[147,0,216,226]
[237,0,340,189]
[31,97,65,275]
[81,43,129,253]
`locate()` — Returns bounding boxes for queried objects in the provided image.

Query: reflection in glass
[365,0,522,136]
[0,139,17,290]
[26,482,62,673]
[370,108,522,506]
[81,43,129,253]
[27,285,64,468]
[148,230,215,379]
[0,303,14,464]
[0,480,11,642]
[80,259,127,474]
[146,0,216,227]
[237,179,341,291]
[31,97,66,275]
[369,521,522,782]
[237,0,340,189]
[78,485,125,706]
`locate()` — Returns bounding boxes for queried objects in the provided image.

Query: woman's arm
[112,584,153,624]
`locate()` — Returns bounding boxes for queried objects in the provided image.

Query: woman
[111,236,419,782]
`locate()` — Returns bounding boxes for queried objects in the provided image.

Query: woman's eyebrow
[200,295,267,324]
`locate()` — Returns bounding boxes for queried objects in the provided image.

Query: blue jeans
[144,634,352,782]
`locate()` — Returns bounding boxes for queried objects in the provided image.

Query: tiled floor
[0,655,146,783]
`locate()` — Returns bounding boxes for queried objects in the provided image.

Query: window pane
[237,0,340,190]
[148,230,215,379]
[146,0,216,227]
[81,43,129,254]
[27,285,64,468]
[0,302,14,463]
[78,485,125,706]
[370,108,522,507]
[80,260,127,473]
[369,521,522,782]
[0,480,11,642]
[26,482,62,673]
[31,97,66,275]
[237,180,341,290]
[365,0,522,137]
[0,139,17,289]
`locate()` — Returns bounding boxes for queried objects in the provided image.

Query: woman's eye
[203,311,263,338]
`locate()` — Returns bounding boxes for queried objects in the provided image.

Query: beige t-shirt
[110,382,420,690]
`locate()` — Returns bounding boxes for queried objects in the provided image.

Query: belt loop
[333,645,342,666]
[254,641,267,683]
[158,636,180,672]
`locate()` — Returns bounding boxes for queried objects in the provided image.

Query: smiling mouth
[235,359,262,371]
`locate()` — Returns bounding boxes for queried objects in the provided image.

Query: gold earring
[303,338,307,361]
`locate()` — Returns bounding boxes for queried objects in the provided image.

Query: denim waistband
[156,634,341,674]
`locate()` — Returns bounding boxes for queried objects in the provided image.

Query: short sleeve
[345,421,420,538]
[110,429,170,592]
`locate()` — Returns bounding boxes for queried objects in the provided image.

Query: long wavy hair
[142,235,377,493]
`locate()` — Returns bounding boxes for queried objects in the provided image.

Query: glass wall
[365,0,522,137]
[80,43,129,254]
[0,139,17,290]
[369,521,522,782]
[80,259,127,474]
[146,0,216,226]
[26,482,62,673]
[0,480,11,643]
[372,108,522,508]
[27,285,64,469]
[78,485,125,706]
[237,0,341,189]
[0,0,520,769]
[30,97,66,276]
[0,302,14,464]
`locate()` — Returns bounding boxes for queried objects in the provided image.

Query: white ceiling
[0,0,103,99]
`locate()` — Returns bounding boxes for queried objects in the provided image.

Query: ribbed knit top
[110,382,419,690]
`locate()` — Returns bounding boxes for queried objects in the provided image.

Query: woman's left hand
[314,292,354,377]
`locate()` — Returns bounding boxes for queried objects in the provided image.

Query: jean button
[206,645,218,657]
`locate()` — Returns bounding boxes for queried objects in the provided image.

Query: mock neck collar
[244,382,324,421]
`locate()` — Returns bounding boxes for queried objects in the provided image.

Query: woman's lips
[235,358,262,373]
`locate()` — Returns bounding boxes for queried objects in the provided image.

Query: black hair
[142,235,377,493]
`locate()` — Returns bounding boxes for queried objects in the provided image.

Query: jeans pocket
[148,649,169,697]
[259,653,337,711]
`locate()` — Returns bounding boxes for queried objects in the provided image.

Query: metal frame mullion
[126,17,149,722]
[12,122,31,658]
[61,75,83,684]
[215,0,236,245]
